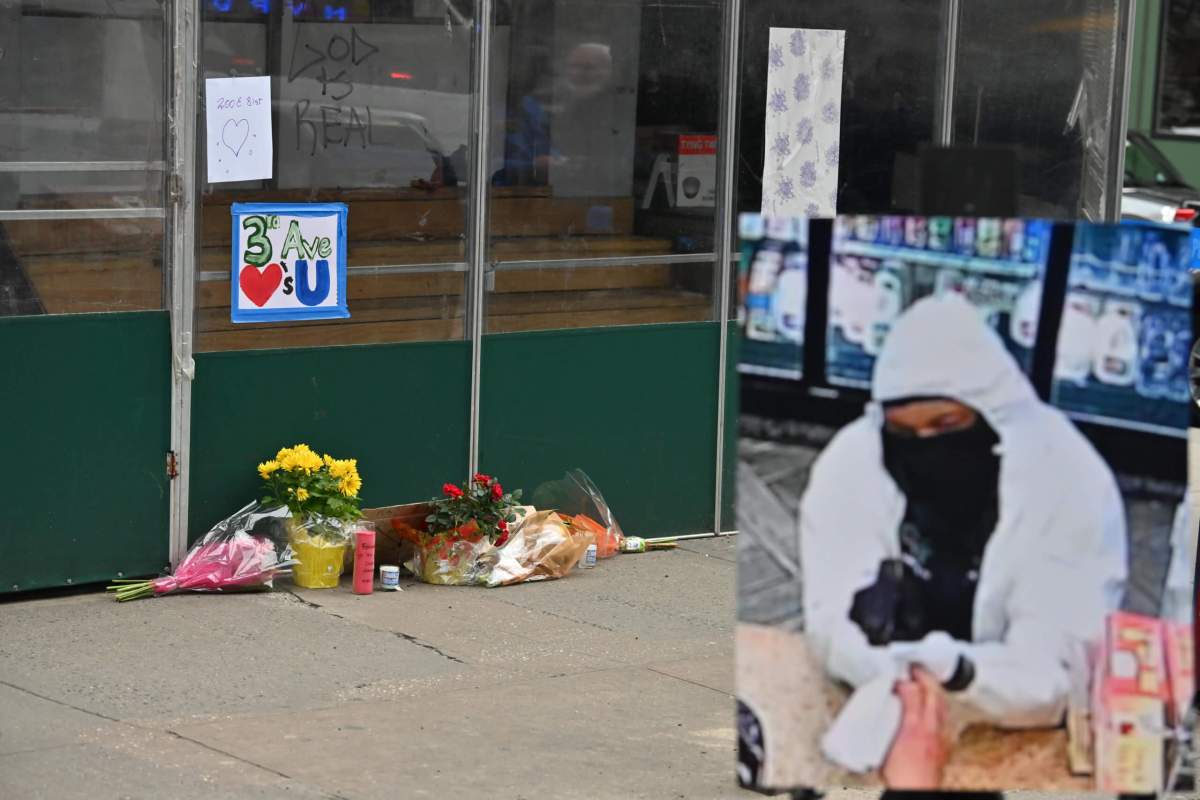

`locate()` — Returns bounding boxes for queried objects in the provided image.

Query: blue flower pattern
[768,89,788,116]
[771,132,791,160]
[793,73,811,103]
[789,30,807,58]
[795,118,814,146]
[762,28,844,218]
[769,45,784,71]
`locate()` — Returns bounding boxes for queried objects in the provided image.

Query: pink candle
[353,527,376,595]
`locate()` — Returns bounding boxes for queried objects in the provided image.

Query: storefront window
[1154,0,1200,138]
[0,1,167,316]
[484,0,722,333]
[197,1,473,351]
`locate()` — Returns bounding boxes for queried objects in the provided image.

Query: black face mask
[881,413,1002,559]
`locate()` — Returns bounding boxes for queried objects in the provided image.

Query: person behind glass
[799,295,1128,791]
[492,41,614,187]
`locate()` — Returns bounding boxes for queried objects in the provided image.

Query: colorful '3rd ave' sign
[230,202,349,323]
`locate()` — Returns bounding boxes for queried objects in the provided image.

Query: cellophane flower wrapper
[404,509,590,587]
[108,502,298,601]
[486,510,592,587]
[531,469,625,558]
[405,525,496,586]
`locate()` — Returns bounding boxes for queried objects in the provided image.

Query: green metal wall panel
[188,341,470,541]
[479,323,720,539]
[721,322,740,533]
[0,312,171,592]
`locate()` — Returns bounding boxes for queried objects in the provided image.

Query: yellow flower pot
[288,519,347,589]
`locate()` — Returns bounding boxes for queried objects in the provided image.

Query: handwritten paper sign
[206,76,273,183]
[230,203,348,323]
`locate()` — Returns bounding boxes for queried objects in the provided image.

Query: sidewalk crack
[0,680,120,723]
[391,631,465,664]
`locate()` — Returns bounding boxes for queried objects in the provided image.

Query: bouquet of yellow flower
[257,444,363,589]
[258,443,363,522]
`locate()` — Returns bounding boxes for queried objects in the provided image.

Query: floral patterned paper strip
[761,28,845,219]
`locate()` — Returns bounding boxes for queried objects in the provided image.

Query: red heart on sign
[239,263,283,307]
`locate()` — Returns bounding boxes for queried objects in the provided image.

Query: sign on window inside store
[205,76,274,183]
[230,203,349,323]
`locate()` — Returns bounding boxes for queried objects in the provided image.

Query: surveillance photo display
[735,214,1197,795]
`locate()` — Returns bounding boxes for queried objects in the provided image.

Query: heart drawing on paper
[239,263,283,307]
[222,118,250,157]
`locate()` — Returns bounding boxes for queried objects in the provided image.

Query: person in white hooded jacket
[800,294,1128,736]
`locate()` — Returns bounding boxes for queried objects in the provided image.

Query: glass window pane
[737,1,942,217]
[484,0,722,333]
[0,1,166,316]
[197,3,471,352]
[737,0,1128,221]
[952,0,1123,219]
[1155,0,1200,137]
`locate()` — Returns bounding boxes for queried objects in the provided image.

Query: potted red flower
[413,474,523,585]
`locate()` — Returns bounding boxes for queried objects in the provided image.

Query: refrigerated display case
[1052,221,1198,436]
[825,214,1053,388]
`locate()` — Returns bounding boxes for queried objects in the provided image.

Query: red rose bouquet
[409,474,523,585]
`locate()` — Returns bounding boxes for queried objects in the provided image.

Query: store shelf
[836,240,1043,279]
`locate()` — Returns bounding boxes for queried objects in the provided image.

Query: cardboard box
[676,135,716,208]
[358,502,431,570]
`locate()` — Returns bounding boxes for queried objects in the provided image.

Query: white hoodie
[800,294,1127,728]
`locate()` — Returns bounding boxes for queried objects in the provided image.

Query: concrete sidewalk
[0,538,751,799]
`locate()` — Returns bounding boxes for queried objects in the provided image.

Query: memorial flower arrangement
[410,474,524,585]
[107,504,296,602]
[427,473,522,546]
[257,444,364,588]
[257,443,363,521]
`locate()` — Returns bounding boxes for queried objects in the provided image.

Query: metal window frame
[710,0,742,538]
[167,0,199,565]
[1151,0,1200,142]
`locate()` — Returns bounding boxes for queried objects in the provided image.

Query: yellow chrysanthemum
[277,444,321,474]
[339,473,362,498]
[257,460,280,480]
[327,458,358,480]
[295,488,310,502]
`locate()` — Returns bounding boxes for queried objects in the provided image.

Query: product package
[1093,612,1168,795]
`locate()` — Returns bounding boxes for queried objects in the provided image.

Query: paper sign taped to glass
[735,214,1197,795]
[230,203,349,323]
[761,28,845,219]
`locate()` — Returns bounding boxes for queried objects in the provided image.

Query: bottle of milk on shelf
[773,249,808,344]
[1166,310,1191,403]
[1009,281,1042,350]
[865,260,905,356]
[1092,299,1140,387]
[1056,292,1100,387]
[1137,231,1170,302]
[1136,309,1171,399]
[746,246,783,341]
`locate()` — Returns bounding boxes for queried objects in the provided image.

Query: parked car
[1122,131,1200,225]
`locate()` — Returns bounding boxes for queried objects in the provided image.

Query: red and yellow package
[1105,612,1169,700]
[1094,612,1167,795]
